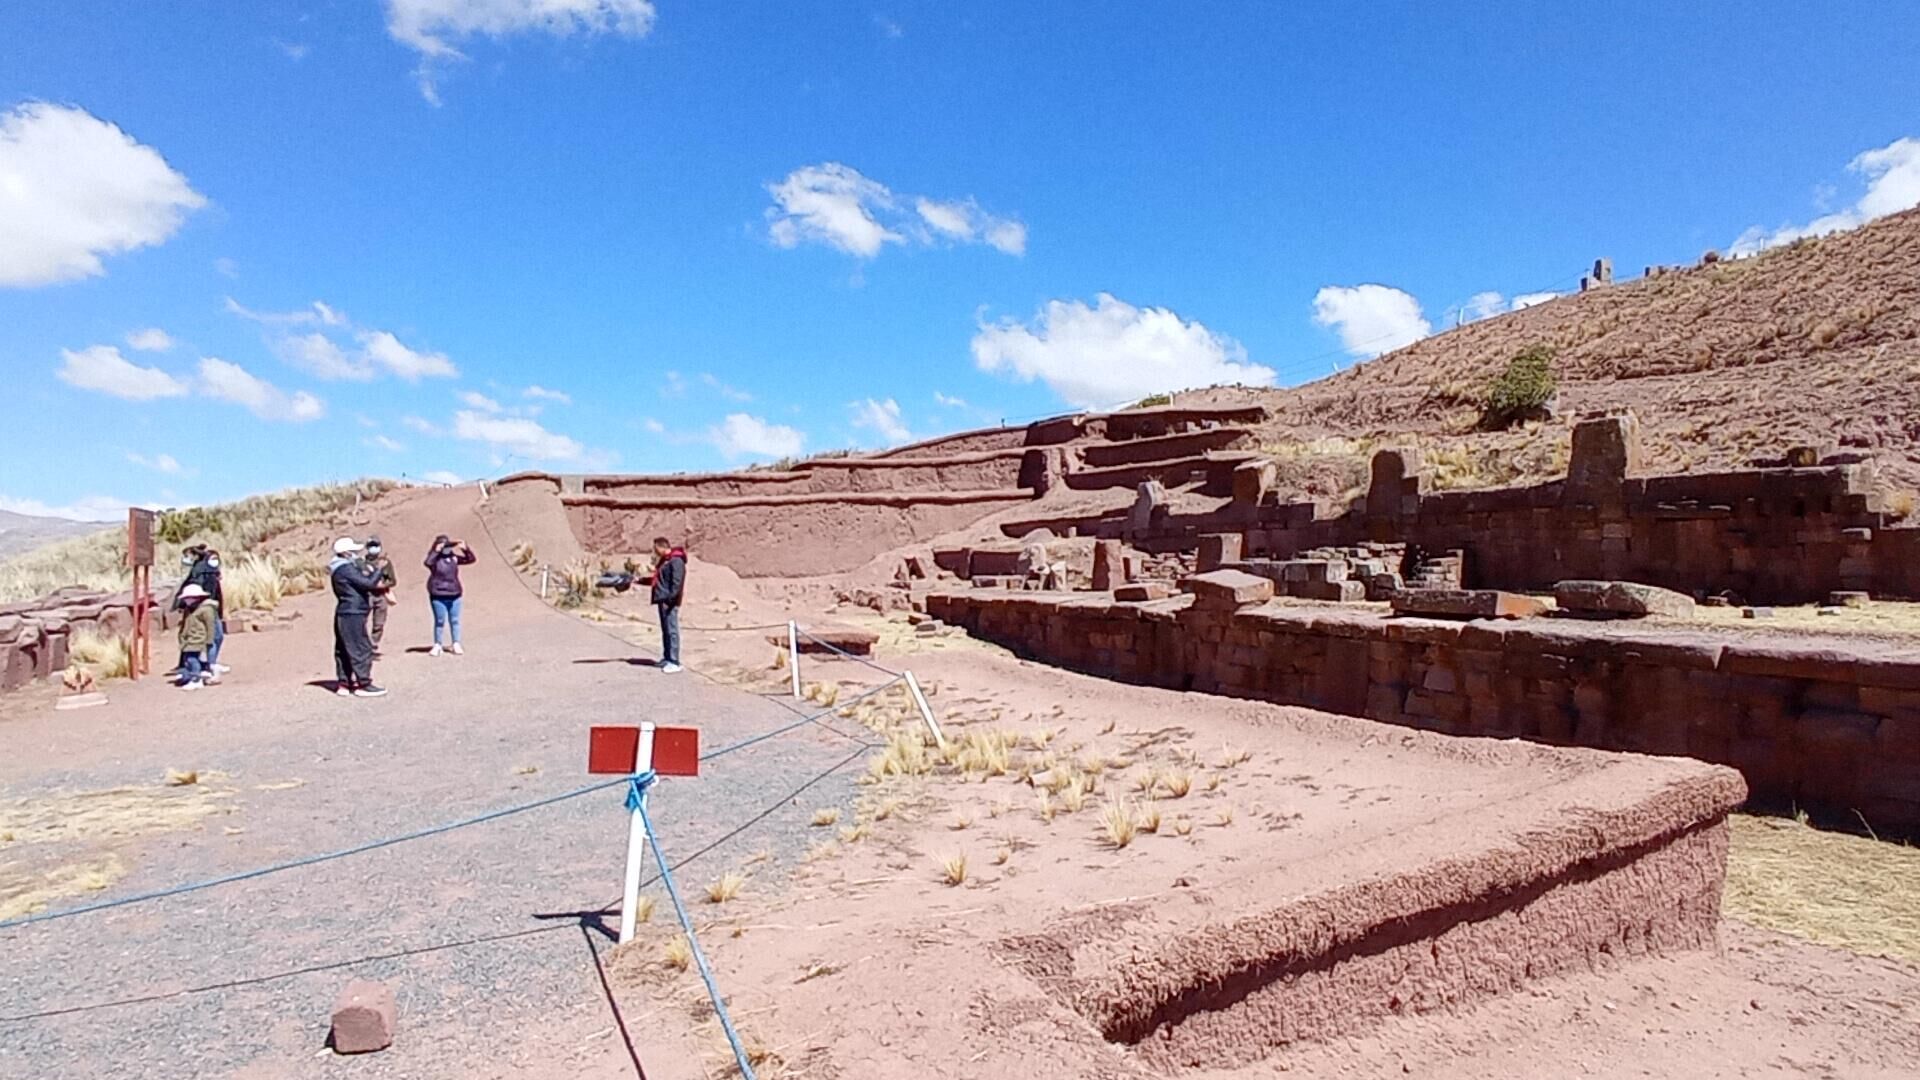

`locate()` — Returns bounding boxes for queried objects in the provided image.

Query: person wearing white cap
[329,537,388,697]
[174,583,218,690]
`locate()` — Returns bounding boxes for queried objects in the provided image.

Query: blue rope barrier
[0,775,633,932]
[795,626,903,678]
[699,676,900,762]
[633,776,757,1080]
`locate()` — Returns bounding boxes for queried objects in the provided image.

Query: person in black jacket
[650,536,686,673]
[329,537,387,697]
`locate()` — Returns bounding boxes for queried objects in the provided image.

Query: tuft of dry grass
[939,853,968,886]
[1132,768,1161,795]
[1217,745,1253,769]
[1138,804,1163,834]
[1214,806,1236,827]
[630,894,656,924]
[509,541,537,570]
[1101,797,1139,849]
[1035,790,1056,822]
[870,798,900,821]
[1060,778,1089,814]
[164,768,199,787]
[1173,817,1194,837]
[66,628,131,681]
[838,822,871,844]
[949,813,972,831]
[809,807,841,827]
[705,872,746,904]
[663,935,693,971]
[1161,771,1193,798]
[1027,726,1058,750]
[1723,814,1920,966]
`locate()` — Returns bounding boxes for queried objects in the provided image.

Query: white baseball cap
[333,537,363,556]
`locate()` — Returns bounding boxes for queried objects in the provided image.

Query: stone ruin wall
[1059,413,1920,605]
[928,588,1920,835]
[1,589,139,691]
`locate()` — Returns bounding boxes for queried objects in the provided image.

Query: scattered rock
[1826,591,1871,609]
[1181,569,1275,610]
[1391,589,1551,620]
[1553,580,1696,619]
[1742,606,1775,619]
[329,979,396,1054]
[1114,582,1173,602]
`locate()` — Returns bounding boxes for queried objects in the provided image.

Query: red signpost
[127,508,156,681]
[589,723,700,943]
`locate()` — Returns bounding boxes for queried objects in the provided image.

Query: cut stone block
[1827,591,1871,609]
[330,979,396,1055]
[1114,582,1174,602]
[1092,539,1124,591]
[1301,579,1366,603]
[1391,589,1551,620]
[1231,458,1276,505]
[767,626,880,655]
[1197,533,1243,573]
[1183,569,1275,610]
[1553,580,1697,619]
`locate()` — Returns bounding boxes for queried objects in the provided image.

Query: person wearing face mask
[360,537,397,657]
[176,545,230,676]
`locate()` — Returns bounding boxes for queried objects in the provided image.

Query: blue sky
[2,2,1917,520]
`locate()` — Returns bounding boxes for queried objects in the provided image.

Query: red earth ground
[0,485,1916,1079]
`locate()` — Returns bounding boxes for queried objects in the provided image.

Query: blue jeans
[207,619,226,666]
[178,651,204,686]
[658,604,680,665]
[431,596,463,645]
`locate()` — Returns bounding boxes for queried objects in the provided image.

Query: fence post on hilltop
[618,722,658,946]
[903,670,945,747]
[787,621,802,699]
[540,566,550,601]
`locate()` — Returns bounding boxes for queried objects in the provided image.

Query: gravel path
[0,489,866,1079]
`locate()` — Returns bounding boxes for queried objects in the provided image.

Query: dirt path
[0,488,870,1080]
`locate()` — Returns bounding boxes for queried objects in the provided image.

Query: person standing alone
[362,537,397,657]
[425,534,476,656]
[651,536,686,673]
[330,537,387,697]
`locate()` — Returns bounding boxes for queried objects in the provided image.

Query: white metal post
[618,722,658,946]
[787,620,802,699]
[540,566,550,600]
[903,670,945,747]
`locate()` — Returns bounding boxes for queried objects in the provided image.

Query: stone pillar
[1366,449,1425,523]
[1127,480,1169,539]
[1565,413,1641,505]
[1092,540,1123,591]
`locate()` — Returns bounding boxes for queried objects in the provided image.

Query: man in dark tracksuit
[329,537,387,697]
[651,536,686,673]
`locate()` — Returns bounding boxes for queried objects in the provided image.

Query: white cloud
[365,434,408,453]
[214,257,239,279]
[0,103,206,288]
[358,329,457,381]
[127,452,184,475]
[766,162,1024,259]
[641,417,666,435]
[1461,291,1505,323]
[275,331,374,380]
[934,391,969,408]
[701,373,752,402]
[384,0,657,104]
[56,345,190,401]
[402,415,442,436]
[458,389,503,412]
[1731,136,1920,256]
[452,409,587,463]
[1312,284,1432,359]
[523,384,571,404]
[849,397,911,446]
[708,413,805,460]
[0,493,151,523]
[766,163,901,257]
[197,357,325,422]
[278,40,310,61]
[1510,291,1559,311]
[660,370,687,398]
[915,197,1027,255]
[125,327,174,353]
[972,293,1275,409]
[418,470,463,485]
[225,296,347,327]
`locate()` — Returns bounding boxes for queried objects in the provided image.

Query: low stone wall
[565,489,1034,577]
[1,588,139,690]
[928,588,1920,833]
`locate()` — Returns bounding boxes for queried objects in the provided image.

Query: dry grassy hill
[1186,206,1920,500]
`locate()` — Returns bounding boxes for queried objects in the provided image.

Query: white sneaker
[179,681,202,692]
[660,662,682,674]
[336,686,353,697]
[450,643,464,656]
[211,663,232,675]
[429,644,444,657]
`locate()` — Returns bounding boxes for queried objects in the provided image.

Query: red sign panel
[587,725,701,776]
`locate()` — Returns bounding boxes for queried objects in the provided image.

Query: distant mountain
[0,509,112,560]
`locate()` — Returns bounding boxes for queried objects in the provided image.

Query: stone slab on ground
[329,979,396,1054]
[774,625,881,655]
[1554,579,1697,618]
[1181,569,1275,609]
[1113,582,1173,602]
[1391,588,1551,620]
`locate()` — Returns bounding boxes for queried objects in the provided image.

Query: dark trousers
[369,598,388,647]
[334,612,375,688]
[658,603,681,665]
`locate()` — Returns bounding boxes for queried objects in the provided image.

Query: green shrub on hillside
[1479,345,1558,430]
[1133,393,1173,409]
